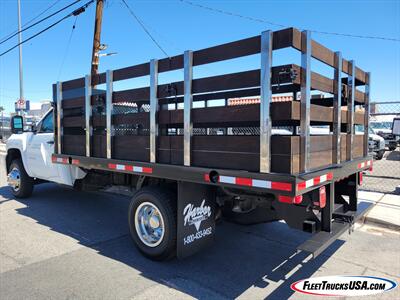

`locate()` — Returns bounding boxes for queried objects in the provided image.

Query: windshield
[370,122,392,130]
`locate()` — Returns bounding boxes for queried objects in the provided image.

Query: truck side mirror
[11,115,24,134]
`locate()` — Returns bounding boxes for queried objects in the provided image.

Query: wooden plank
[105,133,365,174]
[193,27,293,67]
[62,78,85,91]
[63,135,85,156]
[311,72,334,94]
[292,28,367,84]
[111,65,299,104]
[92,135,106,158]
[113,87,150,103]
[62,94,107,109]
[113,113,149,126]
[355,89,366,103]
[156,102,364,126]
[92,115,105,127]
[63,116,85,127]
[62,97,85,109]
[113,136,149,162]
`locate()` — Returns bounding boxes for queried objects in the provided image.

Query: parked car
[368,129,385,160]
[354,125,385,160]
[370,121,399,151]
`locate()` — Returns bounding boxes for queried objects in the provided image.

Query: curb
[358,192,400,231]
[360,215,400,232]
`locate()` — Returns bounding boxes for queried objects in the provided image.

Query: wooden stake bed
[53,27,370,175]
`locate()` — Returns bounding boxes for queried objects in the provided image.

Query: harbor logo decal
[291,276,397,297]
[183,199,211,231]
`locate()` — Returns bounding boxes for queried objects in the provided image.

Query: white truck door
[26,111,60,181]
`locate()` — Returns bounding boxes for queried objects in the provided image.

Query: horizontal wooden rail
[291,28,367,84]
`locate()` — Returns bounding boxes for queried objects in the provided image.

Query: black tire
[388,146,396,151]
[376,150,384,160]
[9,159,34,198]
[128,186,177,261]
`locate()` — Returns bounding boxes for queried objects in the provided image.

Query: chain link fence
[362,101,400,194]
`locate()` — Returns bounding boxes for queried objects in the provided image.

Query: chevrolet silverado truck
[6,27,373,260]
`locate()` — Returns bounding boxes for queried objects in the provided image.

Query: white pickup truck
[5,109,85,198]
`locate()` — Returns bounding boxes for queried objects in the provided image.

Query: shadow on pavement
[0,184,344,299]
[386,150,400,161]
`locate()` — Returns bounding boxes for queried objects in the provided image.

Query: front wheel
[375,150,384,160]
[8,159,34,198]
[128,187,177,261]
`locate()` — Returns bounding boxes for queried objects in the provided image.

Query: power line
[0,0,63,43]
[0,0,94,57]
[179,0,400,42]
[0,0,82,46]
[120,0,170,57]
[58,16,79,80]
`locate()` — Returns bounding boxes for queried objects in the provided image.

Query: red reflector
[272,182,292,192]
[359,172,363,185]
[327,172,333,180]
[236,177,252,186]
[369,163,373,172]
[319,186,326,208]
[204,174,210,182]
[125,165,133,172]
[51,156,56,163]
[278,195,303,204]
[142,167,153,174]
[297,182,306,191]
[108,163,116,169]
[72,159,79,165]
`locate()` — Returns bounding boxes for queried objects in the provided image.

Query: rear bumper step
[297,201,373,258]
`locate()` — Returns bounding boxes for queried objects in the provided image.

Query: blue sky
[0,0,399,113]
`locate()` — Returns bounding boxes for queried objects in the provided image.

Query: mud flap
[177,182,216,259]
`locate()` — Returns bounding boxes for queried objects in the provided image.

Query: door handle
[47,140,54,145]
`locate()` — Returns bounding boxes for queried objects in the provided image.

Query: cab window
[38,112,53,133]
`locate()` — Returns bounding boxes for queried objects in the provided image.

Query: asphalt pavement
[0,150,399,300]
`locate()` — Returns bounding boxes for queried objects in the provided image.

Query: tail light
[319,186,326,208]
[278,195,303,204]
[313,186,326,208]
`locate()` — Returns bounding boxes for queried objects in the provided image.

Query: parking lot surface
[0,153,399,300]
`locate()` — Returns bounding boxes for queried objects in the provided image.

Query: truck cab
[5,110,86,198]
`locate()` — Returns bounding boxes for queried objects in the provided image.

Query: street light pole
[17,0,24,111]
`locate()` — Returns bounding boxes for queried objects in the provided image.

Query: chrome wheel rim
[8,167,21,192]
[134,202,165,247]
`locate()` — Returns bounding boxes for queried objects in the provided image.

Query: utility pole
[90,0,104,80]
[17,0,24,115]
